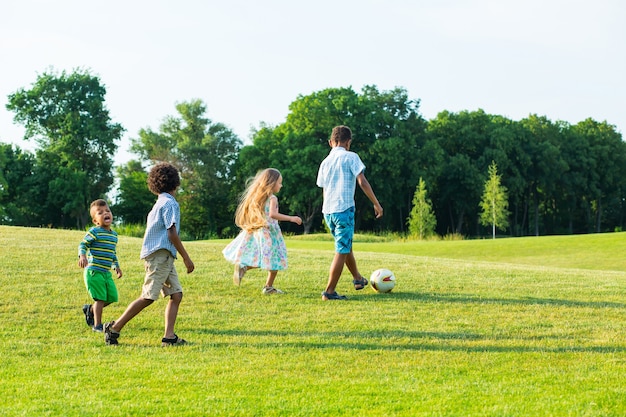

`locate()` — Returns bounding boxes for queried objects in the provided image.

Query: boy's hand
[374,203,383,219]
[115,267,123,279]
[78,254,88,268]
[183,257,195,274]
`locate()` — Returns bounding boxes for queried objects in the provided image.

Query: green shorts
[84,269,118,303]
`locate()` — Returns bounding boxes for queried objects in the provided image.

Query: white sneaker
[233,264,246,286]
[262,286,284,295]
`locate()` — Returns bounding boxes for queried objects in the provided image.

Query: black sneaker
[104,321,120,345]
[82,304,94,327]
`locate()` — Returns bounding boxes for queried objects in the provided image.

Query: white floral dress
[222,195,288,271]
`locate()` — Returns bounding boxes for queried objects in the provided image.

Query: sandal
[321,291,347,300]
[161,334,188,347]
[104,321,119,345]
[353,276,368,290]
[262,286,285,295]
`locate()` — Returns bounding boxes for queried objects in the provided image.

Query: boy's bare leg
[111,298,154,332]
[344,250,362,280]
[325,252,348,294]
[164,292,182,339]
[92,300,105,326]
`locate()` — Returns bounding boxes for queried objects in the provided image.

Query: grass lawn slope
[1,226,625,416]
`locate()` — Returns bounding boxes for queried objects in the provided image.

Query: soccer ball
[370,268,396,293]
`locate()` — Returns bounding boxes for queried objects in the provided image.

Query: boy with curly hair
[104,162,195,346]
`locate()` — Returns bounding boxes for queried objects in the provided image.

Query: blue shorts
[324,207,355,254]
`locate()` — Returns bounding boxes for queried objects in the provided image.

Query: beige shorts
[141,249,183,300]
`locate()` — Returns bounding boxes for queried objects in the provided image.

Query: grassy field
[1,225,626,416]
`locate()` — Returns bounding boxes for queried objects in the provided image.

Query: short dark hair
[89,199,108,217]
[330,125,352,143]
[147,163,180,195]
[90,199,108,210]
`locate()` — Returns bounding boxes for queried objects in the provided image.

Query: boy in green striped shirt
[78,199,123,332]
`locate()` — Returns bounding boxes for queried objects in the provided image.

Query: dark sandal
[321,291,348,300]
[353,276,368,290]
[161,334,188,347]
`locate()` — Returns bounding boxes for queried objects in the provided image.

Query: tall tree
[428,110,492,235]
[241,85,428,234]
[571,119,626,232]
[407,177,436,239]
[0,144,37,224]
[112,160,154,224]
[479,161,510,238]
[6,68,123,228]
[517,115,567,236]
[130,99,241,238]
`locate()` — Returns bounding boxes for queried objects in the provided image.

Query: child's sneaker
[82,304,94,327]
[262,286,284,295]
[233,263,247,286]
[104,321,120,345]
[92,323,104,332]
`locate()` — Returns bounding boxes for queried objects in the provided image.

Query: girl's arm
[269,195,302,225]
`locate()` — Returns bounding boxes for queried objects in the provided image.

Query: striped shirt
[78,226,119,272]
[316,146,366,214]
[140,193,180,259]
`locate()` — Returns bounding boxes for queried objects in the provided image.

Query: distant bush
[114,223,145,238]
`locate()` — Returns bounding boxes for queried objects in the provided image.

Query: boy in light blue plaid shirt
[316,125,383,300]
[104,163,195,346]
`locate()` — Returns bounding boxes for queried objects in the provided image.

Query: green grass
[2,225,626,416]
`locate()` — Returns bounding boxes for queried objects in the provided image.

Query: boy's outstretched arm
[356,172,383,218]
[167,226,195,273]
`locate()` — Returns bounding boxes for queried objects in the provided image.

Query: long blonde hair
[235,168,281,231]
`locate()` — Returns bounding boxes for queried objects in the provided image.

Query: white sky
[1,0,624,164]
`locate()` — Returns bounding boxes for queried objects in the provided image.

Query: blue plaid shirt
[140,193,180,259]
[316,146,366,214]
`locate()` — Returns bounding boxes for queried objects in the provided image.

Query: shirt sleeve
[161,201,179,230]
[351,153,366,177]
[78,229,96,256]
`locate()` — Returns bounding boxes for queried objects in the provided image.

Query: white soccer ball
[370,268,396,293]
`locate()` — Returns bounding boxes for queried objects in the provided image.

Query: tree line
[1,69,624,239]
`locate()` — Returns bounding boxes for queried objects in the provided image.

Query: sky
[1,0,624,164]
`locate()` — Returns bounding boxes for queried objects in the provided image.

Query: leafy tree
[112,160,153,224]
[570,119,626,232]
[555,124,593,233]
[428,110,492,235]
[479,161,510,238]
[130,99,241,238]
[518,115,567,236]
[0,145,30,223]
[241,86,428,234]
[407,177,436,239]
[6,68,123,228]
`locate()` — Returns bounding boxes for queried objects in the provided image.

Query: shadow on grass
[192,327,626,354]
[361,291,626,309]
